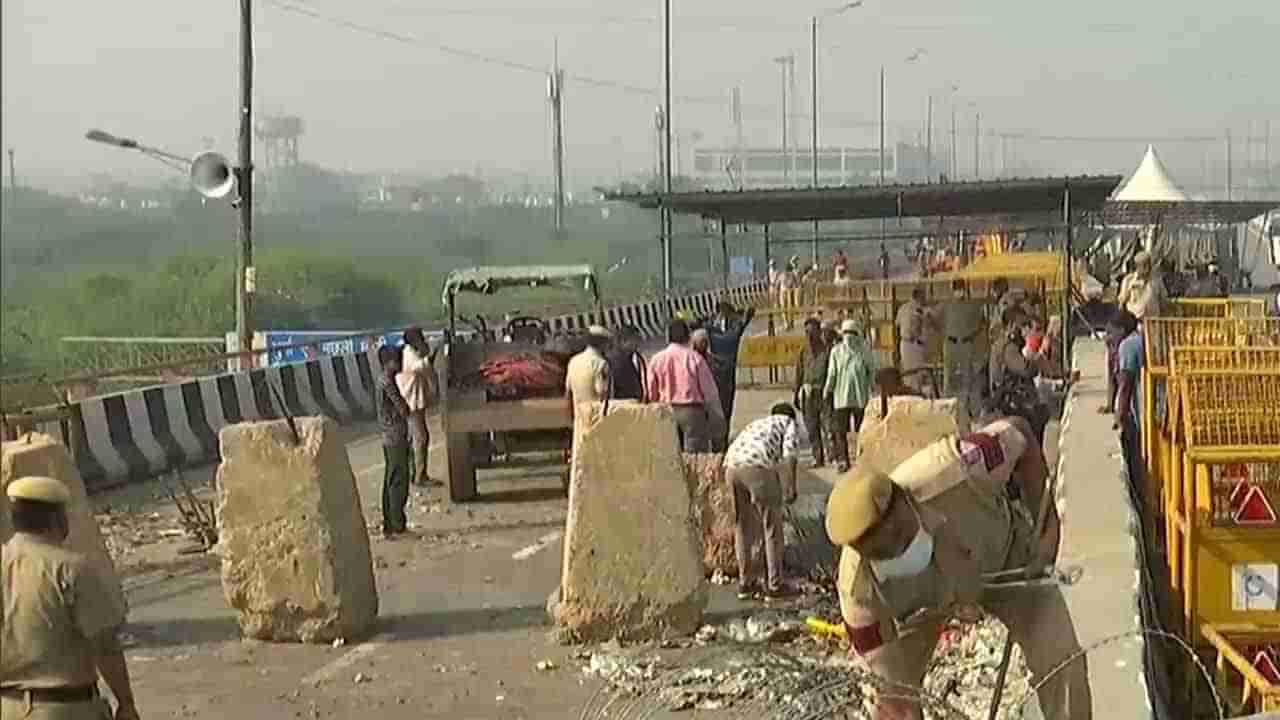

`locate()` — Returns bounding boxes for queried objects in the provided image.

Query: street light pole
[973,111,980,180]
[810,16,819,264]
[926,95,933,180]
[879,65,885,186]
[236,0,255,368]
[661,0,673,293]
[775,56,791,186]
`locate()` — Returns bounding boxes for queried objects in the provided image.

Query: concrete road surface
[96,389,847,720]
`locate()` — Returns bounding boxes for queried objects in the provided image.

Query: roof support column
[1061,182,1073,376]
[720,219,730,290]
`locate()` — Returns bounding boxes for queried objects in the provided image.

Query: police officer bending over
[826,416,1091,720]
[2,476,139,720]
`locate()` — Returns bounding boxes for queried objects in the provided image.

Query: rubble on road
[576,596,1030,720]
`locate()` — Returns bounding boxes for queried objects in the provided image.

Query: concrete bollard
[552,402,707,643]
[215,417,378,643]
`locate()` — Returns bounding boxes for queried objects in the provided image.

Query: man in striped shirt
[724,402,801,600]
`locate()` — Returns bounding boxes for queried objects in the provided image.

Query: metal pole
[550,50,565,234]
[236,0,255,370]
[780,60,789,185]
[950,107,957,178]
[879,65,885,186]
[810,17,819,265]
[1225,131,1233,201]
[1062,182,1073,375]
[974,112,980,180]
[732,86,744,189]
[6,148,15,221]
[925,95,933,179]
[720,219,730,289]
[662,0,673,293]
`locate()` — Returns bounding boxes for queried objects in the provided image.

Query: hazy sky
[3,0,1277,190]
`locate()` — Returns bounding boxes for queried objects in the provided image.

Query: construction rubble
[577,601,1037,720]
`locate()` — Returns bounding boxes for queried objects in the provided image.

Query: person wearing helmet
[825,417,1091,720]
[2,476,140,720]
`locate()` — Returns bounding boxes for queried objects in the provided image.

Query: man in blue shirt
[1113,310,1143,487]
[705,301,755,447]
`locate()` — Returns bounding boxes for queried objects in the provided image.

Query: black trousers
[801,394,829,464]
[830,406,866,466]
[381,443,411,533]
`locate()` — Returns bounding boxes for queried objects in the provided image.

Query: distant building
[692,142,932,189]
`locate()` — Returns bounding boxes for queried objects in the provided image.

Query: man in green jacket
[825,318,878,472]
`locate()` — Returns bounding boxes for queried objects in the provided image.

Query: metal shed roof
[1094,200,1280,226]
[603,176,1124,225]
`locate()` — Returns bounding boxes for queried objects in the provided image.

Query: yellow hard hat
[5,476,71,505]
[673,309,693,322]
[825,465,895,546]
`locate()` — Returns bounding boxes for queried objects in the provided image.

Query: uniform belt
[0,685,98,703]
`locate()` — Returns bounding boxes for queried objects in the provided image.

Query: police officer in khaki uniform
[1,476,139,720]
[826,417,1091,720]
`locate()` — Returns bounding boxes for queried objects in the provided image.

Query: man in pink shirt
[646,319,724,452]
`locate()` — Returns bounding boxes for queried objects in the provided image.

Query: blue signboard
[265,330,407,366]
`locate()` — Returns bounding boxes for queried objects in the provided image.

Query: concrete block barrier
[70,353,376,490]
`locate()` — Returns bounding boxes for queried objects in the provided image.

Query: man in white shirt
[565,325,612,412]
[397,327,439,487]
[1116,251,1166,321]
[724,402,801,601]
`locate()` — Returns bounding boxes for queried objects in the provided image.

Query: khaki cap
[5,476,71,505]
[825,466,895,546]
[587,324,612,337]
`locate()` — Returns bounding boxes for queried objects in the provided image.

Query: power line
[991,131,1220,143]
[265,0,886,126]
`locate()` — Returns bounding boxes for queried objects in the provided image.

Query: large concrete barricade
[215,417,378,643]
[553,403,707,642]
[1,432,126,619]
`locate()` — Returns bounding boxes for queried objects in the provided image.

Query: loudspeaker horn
[190,151,235,199]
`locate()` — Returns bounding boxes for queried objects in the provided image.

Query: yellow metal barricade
[1165,372,1280,640]
[1171,297,1269,319]
[1200,624,1280,715]
[737,335,807,370]
[1142,318,1280,469]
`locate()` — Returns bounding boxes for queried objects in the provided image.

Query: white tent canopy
[1113,145,1190,202]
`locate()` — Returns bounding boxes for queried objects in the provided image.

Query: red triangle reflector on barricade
[1233,486,1277,525]
[1254,650,1280,685]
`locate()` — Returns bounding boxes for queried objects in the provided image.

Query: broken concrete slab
[854,396,971,477]
[1,432,127,617]
[683,453,737,578]
[215,417,378,643]
[554,402,707,642]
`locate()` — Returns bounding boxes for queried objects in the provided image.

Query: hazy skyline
[3,0,1277,191]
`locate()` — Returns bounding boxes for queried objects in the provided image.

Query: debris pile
[577,607,1031,719]
[924,619,1037,720]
